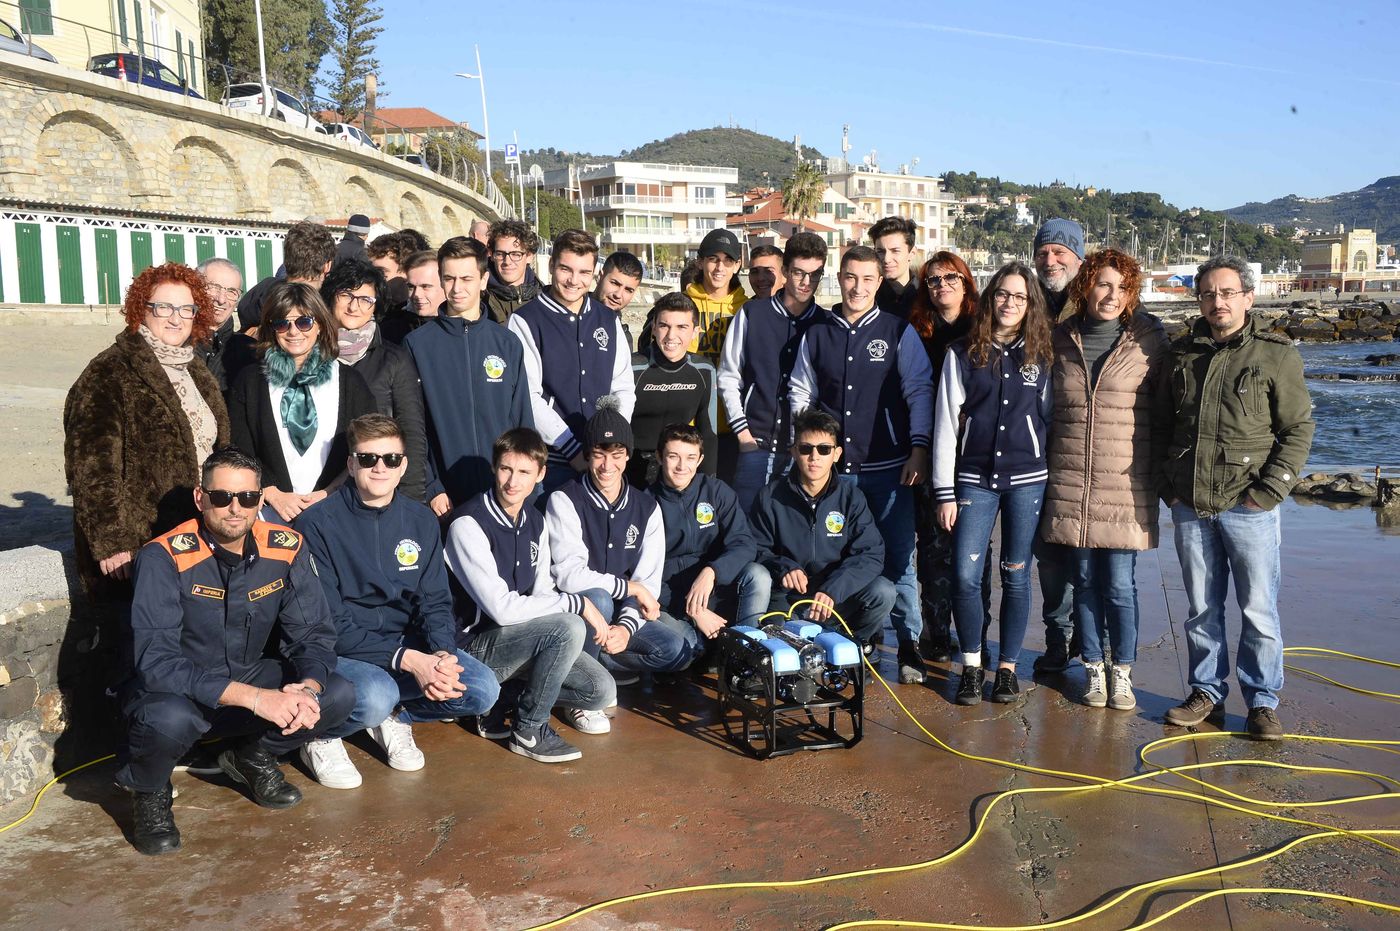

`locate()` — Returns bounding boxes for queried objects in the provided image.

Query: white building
[823,158,958,254]
[542,161,740,266]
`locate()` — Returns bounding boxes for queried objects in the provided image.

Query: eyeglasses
[788,268,823,283]
[203,283,242,299]
[796,442,836,456]
[353,451,406,468]
[1198,288,1252,302]
[926,274,963,288]
[202,488,262,508]
[146,301,198,319]
[337,291,377,310]
[992,289,1029,307]
[493,249,528,263]
[271,315,317,333]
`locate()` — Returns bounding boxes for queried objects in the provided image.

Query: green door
[255,239,273,280]
[225,238,246,282]
[16,222,44,303]
[56,226,84,304]
[195,235,215,262]
[131,232,154,275]
[94,229,121,303]
[162,233,184,265]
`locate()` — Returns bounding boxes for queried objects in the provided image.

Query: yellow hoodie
[684,281,747,362]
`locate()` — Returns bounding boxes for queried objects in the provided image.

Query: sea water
[1300,342,1400,471]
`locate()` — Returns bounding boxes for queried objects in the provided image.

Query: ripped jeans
[951,481,1045,666]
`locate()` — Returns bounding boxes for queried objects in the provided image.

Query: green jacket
[1158,313,1314,516]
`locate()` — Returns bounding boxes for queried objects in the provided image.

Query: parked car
[87,52,202,97]
[394,153,429,170]
[327,123,378,149]
[0,17,56,62]
[220,83,323,131]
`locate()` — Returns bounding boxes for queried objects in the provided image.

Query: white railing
[582,194,744,212]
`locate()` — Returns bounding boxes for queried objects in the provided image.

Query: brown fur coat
[63,329,230,598]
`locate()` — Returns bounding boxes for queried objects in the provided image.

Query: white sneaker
[1082,662,1108,708]
[299,738,363,789]
[568,708,611,735]
[1109,664,1137,711]
[368,715,425,771]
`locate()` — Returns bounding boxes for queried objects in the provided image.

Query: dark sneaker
[1246,706,1284,741]
[475,704,512,740]
[1033,643,1073,674]
[1164,688,1225,727]
[509,723,583,763]
[218,745,302,809]
[991,668,1021,703]
[955,666,985,706]
[897,645,926,685]
[130,783,180,855]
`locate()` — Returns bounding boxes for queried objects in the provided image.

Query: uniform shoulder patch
[153,521,210,572]
[253,523,301,563]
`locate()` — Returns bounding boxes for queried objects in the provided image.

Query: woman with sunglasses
[907,251,987,664]
[319,258,429,502]
[227,282,375,522]
[1041,249,1168,711]
[932,261,1054,706]
[64,263,231,601]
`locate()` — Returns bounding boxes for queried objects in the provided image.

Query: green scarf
[264,346,334,456]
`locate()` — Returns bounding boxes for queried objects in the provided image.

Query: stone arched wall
[266,158,323,221]
[441,205,461,242]
[171,136,246,216]
[343,175,384,220]
[33,110,140,203]
[399,191,428,233]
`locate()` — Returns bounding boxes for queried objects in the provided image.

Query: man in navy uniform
[115,446,353,855]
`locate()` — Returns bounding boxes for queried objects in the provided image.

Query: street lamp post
[454,44,491,179]
[252,0,270,115]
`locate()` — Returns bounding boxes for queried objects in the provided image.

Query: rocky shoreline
[1153,298,1400,343]
[1291,471,1400,508]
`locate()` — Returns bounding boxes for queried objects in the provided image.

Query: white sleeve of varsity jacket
[717,307,749,432]
[617,506,666,628]
[897,326,935,449]
[932,352,967,502]
[787,333,817,441]
[509,313,579,455]
[445,515,581,626]
[610,317,636,421]
[545,492,629,602]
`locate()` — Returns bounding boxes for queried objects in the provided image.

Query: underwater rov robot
[715,618,864,759]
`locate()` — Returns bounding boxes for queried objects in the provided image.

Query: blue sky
[371,0,1397,210]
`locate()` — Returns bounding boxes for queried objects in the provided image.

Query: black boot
[131,783,181,855]
[919,617,952,663]
[218,743,302,809]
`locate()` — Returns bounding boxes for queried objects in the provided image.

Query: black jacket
[650,473,755,611]
[750,472,884,604]
[227,359,377,495]
[342,329,428,501]
[197,317,236,393]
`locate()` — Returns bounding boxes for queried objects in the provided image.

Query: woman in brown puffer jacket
[1042,249,1168,713]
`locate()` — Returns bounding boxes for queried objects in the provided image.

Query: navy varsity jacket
[749,472,884,605]
[446,491,584,633]
[789,305,934,474]
[545,474,664,632]
[649,473,756,609]
[404,312,534,505]
[129,519,337,708]
[297,484,457,671]
[932,335,1053,502]
[508,291,635,464]
[717,292,824,451]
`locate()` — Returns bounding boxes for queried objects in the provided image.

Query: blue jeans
[952,482,1044,666]
[1034,537,1075,650]
[579,589,704,673]
[325,650,500,739]
[1070,548,1139,665]
[466,612,615,729]
[733,448,789,513]
[1171,502,1285,709]
[856,469,920,649]
[734,561,895,645]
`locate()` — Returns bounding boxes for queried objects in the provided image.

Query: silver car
[0,17,57,62]
[221,82,324,132]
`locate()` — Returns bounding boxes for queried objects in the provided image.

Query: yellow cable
[0,754,114,835]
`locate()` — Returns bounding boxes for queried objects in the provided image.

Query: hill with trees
[1225,177,1400,244]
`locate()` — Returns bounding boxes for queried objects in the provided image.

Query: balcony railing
[582,195,744,212]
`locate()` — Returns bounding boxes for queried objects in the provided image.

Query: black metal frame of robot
[715,617,864,759]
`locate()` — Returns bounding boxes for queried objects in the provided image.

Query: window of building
[19,0,54,36]
[693,217,717,231]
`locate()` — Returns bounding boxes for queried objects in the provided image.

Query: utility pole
[253,0,270,115]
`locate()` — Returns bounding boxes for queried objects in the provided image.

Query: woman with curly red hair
[63,262,230,602]
[1041,248,1168,712]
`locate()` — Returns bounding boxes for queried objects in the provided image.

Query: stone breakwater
[1154,299,1400,343]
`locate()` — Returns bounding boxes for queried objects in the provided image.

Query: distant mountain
[516,128,825,192]
[1225,177,1400,243]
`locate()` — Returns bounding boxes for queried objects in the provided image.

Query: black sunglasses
[353,452,406,468]
[271,315,317,333]
[796,442,836,456]
[203,488,262,508]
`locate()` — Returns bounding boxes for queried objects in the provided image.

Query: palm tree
[782,162,826,231]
